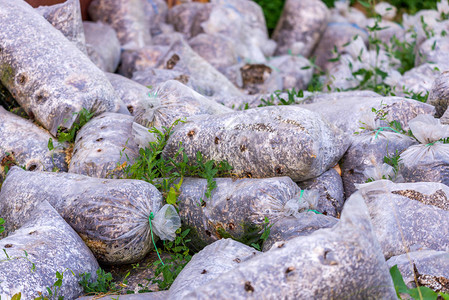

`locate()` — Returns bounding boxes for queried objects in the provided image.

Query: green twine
[308,209,323,214]
[269,65,281,73]
[149,212,164,266]
[426,141,437,146]
[374,127,401,139]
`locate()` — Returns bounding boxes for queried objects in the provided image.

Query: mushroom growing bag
[0,167,180,264]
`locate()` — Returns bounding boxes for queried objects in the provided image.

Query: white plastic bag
[399,114,449,185]
[357,180,449,258]
[152,204,182,241]
[375,2,397,20]
[133,80,232,130]
[282,190,319,218]
[340,110,416,196]
[363,163,397,182]
[409,114,449,144]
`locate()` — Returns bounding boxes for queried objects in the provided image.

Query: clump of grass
[79,268,127,296]
[57,108,94,143]
[258,88,305,107]
[150,228,192,290]
[123,119,233,208]
[120,119,234,290]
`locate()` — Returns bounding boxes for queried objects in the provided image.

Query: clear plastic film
[152,204,182,241]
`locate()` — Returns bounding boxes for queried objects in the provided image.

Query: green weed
[121,120,232,290]
[389,33,417,75]
[35,268,75,300]
[390,264,449,299]
[150,228,192,290]
[402,89,429,103]
[250,217,273,251]
[79,268,126,296]
[57,108,94,143]
[123,119,233,207]
[258,88,305,107]
[0,249,35,272]
[383,149,402,176]
[307,72,325,93]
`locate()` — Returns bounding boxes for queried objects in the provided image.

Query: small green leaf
[250,243,261,251]
[47,138,54,151]
[358,0,371,8]
[166,187,178,205]
[389,265,409,297]
[3,249,10,260]
[408,286,439,300]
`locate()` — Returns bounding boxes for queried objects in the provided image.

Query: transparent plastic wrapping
[272,0,330,57]
[184,191,396,299]
[0,0,123,136]
[298,95,435,135]
[155,39,243,97]
[168,239,258,300]
[267,55,313,90]
[262,213,338,251]
[176,177,303,249]
[69,112,154,179]
[387,250,449,290]
[0,107,68,183]
[358,180,449,258]
[297,168,345,217]
[340,110,417,196]
[36,0,87,53]
[0,167,167,264]
[0,201,99,299]
[152,204,181,241]
[88,0,152,49]
[201,0,276,63]
[83,21,121,73]
[399,115,449,185]
[163,106,349,182]
[133,80,232,130]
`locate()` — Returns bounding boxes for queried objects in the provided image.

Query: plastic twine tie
[298,189,322,214]
[149,212,164,266]
[426,141,437,146]
[374,127,401,139]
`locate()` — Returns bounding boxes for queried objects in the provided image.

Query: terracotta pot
[25,0,92,20]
